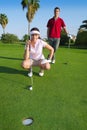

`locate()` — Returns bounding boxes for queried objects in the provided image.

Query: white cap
[30,30,40,35]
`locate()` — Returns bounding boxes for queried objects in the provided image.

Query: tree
[79,20,87,32]
[22,34,29,42]
[1,33,19,43]
[75,20,87,48]
[0,13,8,34]
[75,31,87,48]
[21,0,40,36]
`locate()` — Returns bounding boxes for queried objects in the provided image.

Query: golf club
[28,75,33,90]
[64,34,72,65]
[68,34,73,48]
[67,34,73,63]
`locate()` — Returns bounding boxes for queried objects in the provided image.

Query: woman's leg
[21,59,33,69]
[39,60,51,70]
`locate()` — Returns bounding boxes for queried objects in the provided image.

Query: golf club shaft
[31,76,33,86]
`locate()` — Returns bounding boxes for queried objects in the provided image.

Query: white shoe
[28,72,33,77]
[39,70,44,77]
[51,59,55,64]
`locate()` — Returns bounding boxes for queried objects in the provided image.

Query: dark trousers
[48,38,60,60]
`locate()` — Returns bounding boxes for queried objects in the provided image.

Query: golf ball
[29,87,33,90]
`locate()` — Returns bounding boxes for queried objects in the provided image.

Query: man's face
[54,9,60,16]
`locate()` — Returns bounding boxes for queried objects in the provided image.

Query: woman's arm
[45,43,54,60]
[24,40,31,60]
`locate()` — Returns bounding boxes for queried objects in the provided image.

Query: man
[47,7,68,63]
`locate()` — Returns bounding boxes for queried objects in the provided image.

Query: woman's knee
[41,63,50,70]
[46,63,51,70]
[21,60,31,69]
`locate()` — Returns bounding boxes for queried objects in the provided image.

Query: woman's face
[31,34,39,42]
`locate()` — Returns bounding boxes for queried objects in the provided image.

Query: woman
[22,27,54,77]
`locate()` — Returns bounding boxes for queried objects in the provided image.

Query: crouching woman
[22,27,54,77]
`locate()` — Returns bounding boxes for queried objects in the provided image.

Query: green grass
[0,43,87,130]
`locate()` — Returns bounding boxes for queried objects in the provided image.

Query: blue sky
[0,0,87,39]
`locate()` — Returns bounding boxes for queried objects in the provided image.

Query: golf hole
[22,117,33,126]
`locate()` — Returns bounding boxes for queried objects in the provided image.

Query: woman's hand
[24,40,31,60]
[26,40,31,50]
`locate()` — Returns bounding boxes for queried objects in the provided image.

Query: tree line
[0,0,87,48]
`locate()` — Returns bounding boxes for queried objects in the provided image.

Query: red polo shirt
[47,17,66,38]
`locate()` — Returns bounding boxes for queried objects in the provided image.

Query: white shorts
[30,59,50,66]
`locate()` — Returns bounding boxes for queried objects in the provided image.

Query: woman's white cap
[30,30,40,35]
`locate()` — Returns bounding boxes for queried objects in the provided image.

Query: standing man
[47,7,68,63]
